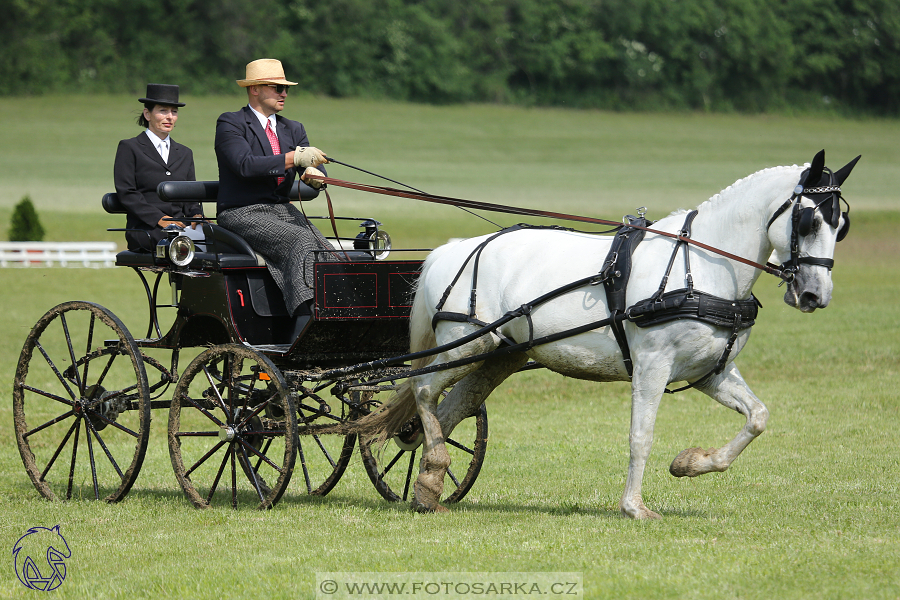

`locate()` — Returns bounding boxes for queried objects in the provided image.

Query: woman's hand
[158,215,187,228]
[190,214,206,230]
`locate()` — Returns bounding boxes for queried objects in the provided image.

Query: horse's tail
[317,242,451,443]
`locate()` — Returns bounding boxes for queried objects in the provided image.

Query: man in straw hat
[215,58,338,316]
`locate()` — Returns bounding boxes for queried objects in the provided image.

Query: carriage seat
[103,181,313,268]
[102,183,281,268]
[104,180,378,268]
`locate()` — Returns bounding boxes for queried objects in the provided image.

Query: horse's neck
[688,167,798,297]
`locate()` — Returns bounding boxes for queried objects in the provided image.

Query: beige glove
[293,146,327,169]
[302,167,326,189]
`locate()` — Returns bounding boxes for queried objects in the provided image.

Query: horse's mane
[666,163,804,219]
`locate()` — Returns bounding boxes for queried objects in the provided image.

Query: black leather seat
[103,181,378,268]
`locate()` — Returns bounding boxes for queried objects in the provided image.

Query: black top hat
[138,83,185,107]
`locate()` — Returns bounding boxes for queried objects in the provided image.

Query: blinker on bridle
[766,167,850,284]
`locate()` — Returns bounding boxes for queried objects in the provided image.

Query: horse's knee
[747,405,769,437]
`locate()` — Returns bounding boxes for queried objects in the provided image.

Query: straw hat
[236,59,298,87]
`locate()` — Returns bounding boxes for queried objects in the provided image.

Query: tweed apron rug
[218,203,341,314]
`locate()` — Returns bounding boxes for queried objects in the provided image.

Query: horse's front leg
[669,362,769,477]
[620,362,671,520]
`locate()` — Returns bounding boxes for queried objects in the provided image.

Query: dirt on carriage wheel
[167,344,297,510]
[358,390,488,505]
[291,383,361,497]
[13,301,151,503]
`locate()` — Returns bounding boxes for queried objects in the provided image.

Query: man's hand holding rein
[302,167,326,189]
[293,146,328,169]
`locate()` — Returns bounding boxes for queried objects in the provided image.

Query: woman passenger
[113,84,203,251]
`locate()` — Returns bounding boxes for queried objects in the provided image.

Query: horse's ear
[834,154,861,185]
[802,149,826,186]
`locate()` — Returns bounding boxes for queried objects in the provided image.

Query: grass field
[1,96,898,599]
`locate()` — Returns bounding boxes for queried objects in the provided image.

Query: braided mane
[668,164,804,218]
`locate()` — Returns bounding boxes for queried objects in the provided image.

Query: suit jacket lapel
[275,115,293,154]
[137,133,169,169]
[168,141,186,171]
[244,106,273,157]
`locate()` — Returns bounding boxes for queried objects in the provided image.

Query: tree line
[4,0,898,114]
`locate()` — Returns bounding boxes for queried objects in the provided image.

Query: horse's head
[767,150,860,312]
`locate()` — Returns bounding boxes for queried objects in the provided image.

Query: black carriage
[12,181,487,509]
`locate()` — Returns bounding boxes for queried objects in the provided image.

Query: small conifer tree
[8,196,45,241]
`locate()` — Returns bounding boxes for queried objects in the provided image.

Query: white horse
[351,150,858,519]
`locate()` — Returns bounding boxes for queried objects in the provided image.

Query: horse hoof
[620,504,662,520]
[412,478,448,513]
[670,447,715,477]
[410,498,449,514]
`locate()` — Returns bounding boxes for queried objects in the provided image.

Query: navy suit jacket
[113,133,199,250]
[215,106,324,211]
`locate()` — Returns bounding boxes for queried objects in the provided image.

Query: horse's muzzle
[786,288,830,313]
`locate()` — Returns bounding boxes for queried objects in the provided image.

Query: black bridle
[765,167,850,283]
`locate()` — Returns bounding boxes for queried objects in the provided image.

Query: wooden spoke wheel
[168,344,297,509]
[359,391,488,504]
[13,301,151,502]
[293,385,359,496]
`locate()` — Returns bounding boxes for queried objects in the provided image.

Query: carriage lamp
[156,227,195,267]
[354,219,392,260]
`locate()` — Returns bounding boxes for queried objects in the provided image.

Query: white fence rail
[0,242,118,268]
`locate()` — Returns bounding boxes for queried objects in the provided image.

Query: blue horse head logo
[12,525,71,591]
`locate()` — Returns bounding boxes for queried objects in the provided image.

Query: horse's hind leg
[412,352,526,513]
[669,362,769,478]
[436,352,528,436]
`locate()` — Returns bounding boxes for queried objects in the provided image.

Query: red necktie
[265,121,284,184]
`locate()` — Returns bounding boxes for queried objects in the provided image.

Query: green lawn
[1,97,898,599]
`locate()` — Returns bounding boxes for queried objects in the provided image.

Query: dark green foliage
[8,196,45,242]
[3,0,898,114]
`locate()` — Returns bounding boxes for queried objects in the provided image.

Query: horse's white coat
[392,161,850,518]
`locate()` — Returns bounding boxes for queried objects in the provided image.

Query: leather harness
[310,172,846,392]
[426,209,760,393]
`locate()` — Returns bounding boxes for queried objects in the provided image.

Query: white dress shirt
[248,104,278,134]
[145,129,170,163]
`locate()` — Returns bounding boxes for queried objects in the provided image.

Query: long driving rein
[308,167,848,395]
[311,173,839,285]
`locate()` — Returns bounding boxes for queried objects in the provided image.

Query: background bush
[3,0,898,114]
[7,196,45,241]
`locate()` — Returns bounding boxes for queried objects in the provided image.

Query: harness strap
[599,214,654,377]
[683,213,697,296]
[436,224,540,314]
[650,210,698,303]
[664,312,744,394]
[431,311,518,347]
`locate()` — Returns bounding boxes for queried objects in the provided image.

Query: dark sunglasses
[265,84,290,94]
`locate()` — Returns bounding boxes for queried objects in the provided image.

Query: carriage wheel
[13,301,151,502]
[293,386,359,497]
[359,391,488,504]
[168,344,297,509]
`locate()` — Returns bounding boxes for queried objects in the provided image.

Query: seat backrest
[205,223,257,256]
[102,192,127,214]
[156,180,320,203]
[103,180,320,214]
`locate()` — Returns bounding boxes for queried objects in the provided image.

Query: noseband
[765,168,850,283]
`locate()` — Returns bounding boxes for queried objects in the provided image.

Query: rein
[313,175,795,283]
